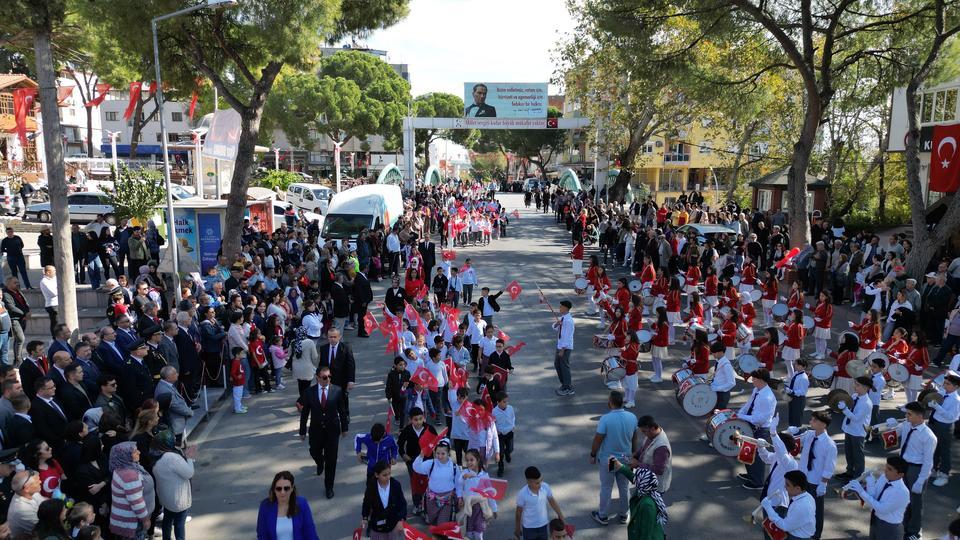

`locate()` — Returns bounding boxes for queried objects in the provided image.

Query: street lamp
[106,131,120,178]
[152,0,238,301]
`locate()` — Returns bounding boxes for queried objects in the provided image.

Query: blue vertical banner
[173,208,198,272]
[197,212,221,273]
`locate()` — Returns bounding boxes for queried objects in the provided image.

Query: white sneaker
[932,475,948,487]
[649,376,662,383]
[625,401,635,408]
[699,434,709,442]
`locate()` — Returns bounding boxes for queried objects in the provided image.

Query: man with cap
[552,300,575,396]
[120,339,155,416]
[787,410,836,539]
[887,401,936,540]
[0,447,20,523]
[738,368,778,490]
[143,325,169,384]
[844,456,911,540]
[837,376,874,481]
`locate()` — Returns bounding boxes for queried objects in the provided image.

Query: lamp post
[152,0,238,301]
[190,129,204,197]
[106,131,120,178]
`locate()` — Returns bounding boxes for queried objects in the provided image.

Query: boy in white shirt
[515,466,564,540]
[709,341,735,410]
[492,392,515,478]
[478,325,498,373]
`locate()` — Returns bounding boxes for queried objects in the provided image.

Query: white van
[285,183,333,215]
[321,184,403,246]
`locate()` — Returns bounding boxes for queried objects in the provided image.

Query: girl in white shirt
[457,449,497,539]
[412,440,461,525]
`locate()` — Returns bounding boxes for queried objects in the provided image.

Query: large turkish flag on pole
[929,123,960,193]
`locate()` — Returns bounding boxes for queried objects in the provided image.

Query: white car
[25,192,116,224]
[285,183,333,215]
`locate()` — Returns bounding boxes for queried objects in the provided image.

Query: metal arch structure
[402,116,592,191]
[558,168,582,192]
[424,165,442,186]
[376,164,404,185]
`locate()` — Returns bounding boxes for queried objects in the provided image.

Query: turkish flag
[428,522,464,539]
[546,117,558,129]
[352,528,363,540]
[401,522,431,540]
[762,519,787,540]
[791,438,802,457]
[929,123,960,192]
[123,81,142,120]
[12,88,37,146]
[471,478,508,500]
[446,359,469,389]
[496,327,511,342]
[147,80,157,95]
[490,363,509,387]
[774,247,801,269]
[881,429,899,450]
[404,302,418,320]
[441,249,457,261]
[737,439,758,465]
[505,341,526,356]
[459,400,492,432]
[363,312,378,335]
[415,285,428,301]
[417,427,448,458]
[386,331,400,355]
[566,523,576,538]
[479,385,494,410]
[506,280,522,301]
[386,405,395,434]
[188,91,199,120]
[83,83,111,107]
[411,366,439,391]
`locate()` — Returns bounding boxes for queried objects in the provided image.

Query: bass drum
[810,363,835,388]
[735,354,760,378]
[676,375,717,417]
[705,410,754,457]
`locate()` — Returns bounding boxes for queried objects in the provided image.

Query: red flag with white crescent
[411,366,439,391]
[470,478,508,500]
[495,327,511,342]
[363,312,378,336]
[83,83,111,107]
[123,82,142,120]
[505,341,526,356]
[441,249,457,261]
[762,519,787,540]
[506,280,522,301]
[737,439,758,465]
[490,363,509,387]
[401,522,432,540]
[511,209,520,219]
[929,123,960,192]
[881,429,899,450]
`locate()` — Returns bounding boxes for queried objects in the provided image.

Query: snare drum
[642,286,655,307]
[719,306,731,319]
[602,357,626,382]
[685,323,707,341]
[735,354,760,378]
[838,330,860,349]
[866,352,890,371]
[736,324,751,342]
[845,359,868,378]
[574,278,588,295]
[810,363,835,388]
[887,362,910,383]
[705,410,754,457]
[749,289,763,303]
[636,329,653,343]
[771,303,789,321]
[652,296,666,310]
[677,375,716,417]
[672,368,694,387]
[731,275,741,287]
[628,280,642,292]
[802,316,815,330]
[677,275,687,289]
[593,334,614,349]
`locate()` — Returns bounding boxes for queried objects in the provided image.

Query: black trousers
[45,307,57,337]
[788,395,806,428]
[354,303,369,337]
[805,484,825,539]
[309,428,340,490]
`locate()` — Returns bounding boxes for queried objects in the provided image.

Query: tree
[9,0,79,334]
[252,169,300,193]
[495,107,566,182]
[85,0,410,262]
[471,152,507,179]
[108,165,166,223]
[412,92,478,172]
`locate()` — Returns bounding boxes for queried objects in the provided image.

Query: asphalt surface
[184,193,960,539]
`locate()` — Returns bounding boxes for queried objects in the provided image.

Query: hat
[129,339,148,351]
[178,299,193,311]
[926,272,937,279]
[906,278,917,285]
[140,325,162,338]
[0,447,19,464]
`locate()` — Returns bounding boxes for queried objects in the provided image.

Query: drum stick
[734,432,772,448]
[870,418,905,431]
[536,283,559,322]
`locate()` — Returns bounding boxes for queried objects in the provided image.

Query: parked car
[675,223,737,244]
[285,183,333,215]
[25,192,115,224]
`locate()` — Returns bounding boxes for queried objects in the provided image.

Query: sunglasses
[318,375,329,380]
[274,485,292,492]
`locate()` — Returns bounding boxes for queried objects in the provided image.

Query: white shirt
[762,491,816,537]
[467,422,499,457]
[798,430,837,485]
[785,372,809,398]
[868,372,886,405]
[710,357,735,392]
[492,404,515,434]
[516,482,553,529]
[932,390,960,423]
[377,481,390,509]
[301,312,322,338]
[887,299,912,320]
[275,517,293,540]
[448,346,470,368]
[40,276,58,307]
[737,385,776,428]
[553,314,574,350]
[412,456,460,495]
[897,421,937,487]
[860,477,910,525]
[457,470,498,513]
[841,392,873,437]
[757,431,799,502]
[480,296,495,317]
[479,336,497,357]
[460,266,477,286]
[448,275,462,293]
[426,359,447,387]
[386,234,400,254]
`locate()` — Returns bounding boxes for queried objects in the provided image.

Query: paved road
[185,193,959,539]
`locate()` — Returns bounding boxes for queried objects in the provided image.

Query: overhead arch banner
[464,83,547,118]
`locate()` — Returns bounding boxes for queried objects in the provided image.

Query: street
[185,193,959,539]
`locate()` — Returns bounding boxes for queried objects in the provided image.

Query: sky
[360,0,576,98]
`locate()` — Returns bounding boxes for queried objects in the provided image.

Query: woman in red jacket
[852,309,882,360]
[665,277,682,345]
[686,330,711,375]
[723,275,741,312]
[786,281,804,311]
[404,268,425,302]
[603,303,629,348]
[703,266,719,327]
[684,263,701,309]
[750,327,779,373]
[614,278,632,314]
[830,332,860,394]
[812,291,833,360]
[620,333,642,407]
[683,291,704,326]
[904,329,930,403]
[627,295,644,333]
[740,256,758,294]
[782,309,806,378]
[883,327,909,359]
[637,254,656,285]
[761,272,779,327]
[718,309,739,361]
[649,306,670,383]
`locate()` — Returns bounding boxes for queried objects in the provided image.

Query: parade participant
[684,262,701,310]
[867,357,887,439]
[602,305,628,348]
[761,272,779,327]
[812,291,833,360]
[467,311,487,373]
[837,376,874,481]
[738,300,757,353]
[786,281,804,311]
[703,266,719,327]
[450,388,470,466]
[613,278,631,314]
[709,341,735,410]
[591,268,612,325]
[929,374,960,487]
[722,275,742,312]
[756,423,799,506]
[514,466,565,540]
[749,327,779,372]
[552,301,575,397]
[627,295,644,333]
[360,461,408,540]
[882,327,909,359]
[781,309,805,378]
[738,368,778,491]
[398,407,438,515]
[683,291,704,326]
[385,357,410,428]
[888,401,936,540]
[649,307,670,383]
[903,330,929,404]
[717,309,739,362]
[476,326,497,376]
[787,411,837,540]
[686,330,710,376]
[851,310,882,359]
[457,449,497,539]
[760,471,817,539]
[465,399,500,464]
[620,334,641,407]
[255,471,319,540]
[487,340,513,383]
[784,359,810,428]
[412,439,461,525]
[843,456,910,540]
[298,366,349,500]
[830,332,860,394]
[637,255,656,286]
[740,255,757,294]
[492,392,515,478]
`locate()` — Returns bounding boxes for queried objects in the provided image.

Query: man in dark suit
[120,340,155,416]
[352,267,374,338]
[174,315,201,398]
[58,363,92,421]
[29,377,67,451]
[464,83,497,117]
[6,394,35,449]
[384,276,405,316]
[158,322,180,372]
[299,366,348,499]
[48,351,72,393]
[96,327,126,376]
[477,287,504,328]
[18,341,47,400]
[317,329,356,415]
[418,236,437,283]
[114,316,139,356]
[46,324,75,361]
[331,277,350,334]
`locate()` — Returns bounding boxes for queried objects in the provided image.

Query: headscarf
[633,467,668,526]
[82,407,103,435]
[150,428,182,461]
[108,441,148,475]
[291,326,308,357]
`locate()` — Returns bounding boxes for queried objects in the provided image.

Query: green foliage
[253,169,300,192]
[107,165,166,223]
[412,93,479,169]
[479,107,565,177]
[471,153,506,178]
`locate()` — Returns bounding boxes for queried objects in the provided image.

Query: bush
[107,165,166,223]
[252,170,301,192]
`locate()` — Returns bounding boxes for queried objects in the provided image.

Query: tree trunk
[726,121,758,201]
[877,150,886,222]
[129,97,145,159]
[610,168,633,202]
[786,91,821,250]
[34,29,78,335]
[85,105,94,157]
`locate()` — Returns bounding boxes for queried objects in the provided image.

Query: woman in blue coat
[256,471,319,540]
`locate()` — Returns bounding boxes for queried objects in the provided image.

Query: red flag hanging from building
[147,81,157,95]
[929,123,960,193]
[12,88,37,146]
[83,83,111,108]
[188,91,199,120]
[123,82,143,121]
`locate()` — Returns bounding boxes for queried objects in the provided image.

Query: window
[921,88,958,124]
[168,133,179,143]
[105,111,118,122]
[781,190,814,211]
[664,143,689,163]
[750,142,768,157]
[757,189,772,211]
[171,111,183,122]
[156,133,162,143]
[699,141,712,154]
[642,143,654,154]
[658,169,684,191]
